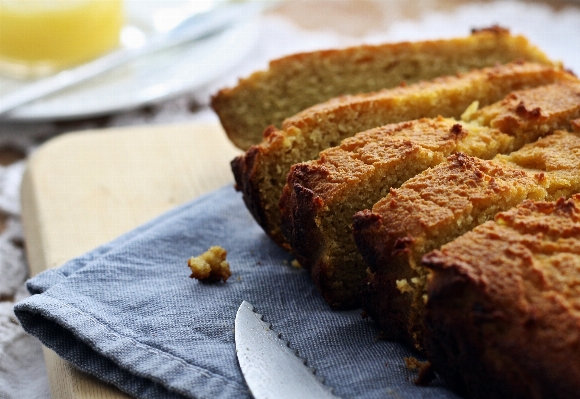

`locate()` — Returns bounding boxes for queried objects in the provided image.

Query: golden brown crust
[233,63,572,248]
[279,79,580,310]
[280,117,512,308]
[354,152,548,345]
[212,29,554,150]
[283,62,573,136]
[355,130,580,347]
[353,78,580,346]
[230,141,277,246]
[471,80,580,142]
[423,196,580,399]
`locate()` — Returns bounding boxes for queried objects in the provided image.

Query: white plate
[0,15,259,121]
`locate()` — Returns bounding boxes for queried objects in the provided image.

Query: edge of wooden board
[20,122,241,398]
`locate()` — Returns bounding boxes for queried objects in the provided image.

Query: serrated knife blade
[235,301,340,399]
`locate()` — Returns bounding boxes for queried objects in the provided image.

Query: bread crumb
[404,356,424,371]
[291,259,302,268]
[396,279,413,294]
[404,357,435,386]
[460,100,479,121]
[187,246,231,283]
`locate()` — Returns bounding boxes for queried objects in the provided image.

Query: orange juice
[0,0,123,78]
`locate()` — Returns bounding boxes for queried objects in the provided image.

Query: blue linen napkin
[14,185,460,399]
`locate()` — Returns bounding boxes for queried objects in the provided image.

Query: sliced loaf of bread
[423,196,580,399]
[354,128,580,349]
[213,27,553,150]
[233,63,570,248]
[281,80,580,310]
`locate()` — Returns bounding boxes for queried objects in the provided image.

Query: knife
[235,301,340,399]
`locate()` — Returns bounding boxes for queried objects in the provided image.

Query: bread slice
[232,63,570,248]
[282,80,580,310]
[213,27,553,150]
[280,118,513,308]
[423,196,580,399]
[354,129,580,349]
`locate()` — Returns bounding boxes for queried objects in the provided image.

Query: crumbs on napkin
[187,246,231,283]
[404,357,435,386]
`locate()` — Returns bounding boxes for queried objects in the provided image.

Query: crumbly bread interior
[213,28,553,150]
[187,246,231,283]
[232,63,572,248]
[423,196,580,399]
[355,129,580,348]
[281,79,580,310]
[280,118,513,308]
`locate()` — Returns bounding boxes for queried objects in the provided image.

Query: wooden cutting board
[21,123,242,398]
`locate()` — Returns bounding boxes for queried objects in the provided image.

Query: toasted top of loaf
[423,196,580,399]
[279,79,580,309]
[374,129,580,254]
[355,129,580,347]
[284,118,482,203]
[357,131,580,277]
[283,63,574,138]
[425,196,580,293]
[356,152,547,272]
[470,80,580,140]
[354,150,549,346]
[356,78,580,271]
[214,28,553,150]
[495,128,580,197]
[280,116,513,308]
[233,63,572,248]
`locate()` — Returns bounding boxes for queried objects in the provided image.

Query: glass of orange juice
[0,0,124,79]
